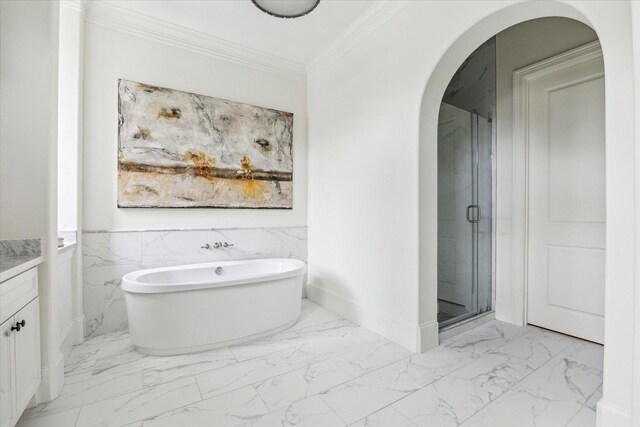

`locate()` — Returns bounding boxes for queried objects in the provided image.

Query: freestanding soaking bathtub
[121,258,306,356]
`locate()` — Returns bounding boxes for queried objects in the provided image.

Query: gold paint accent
[185,150,216,179]
[158,107,182,119]
[242,179,266,199]
[238,155,266,199]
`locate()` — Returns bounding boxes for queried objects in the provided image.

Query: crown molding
[84,1,306,81]
[306,0,410,80]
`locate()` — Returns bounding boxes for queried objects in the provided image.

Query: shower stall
[437,102,493,328]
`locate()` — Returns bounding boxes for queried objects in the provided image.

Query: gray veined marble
[17,300,602,427]
[0,239,44,283]
[82,226,307,339]
[0,239,42,258]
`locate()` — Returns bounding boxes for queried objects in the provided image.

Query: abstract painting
[117,79,293,208]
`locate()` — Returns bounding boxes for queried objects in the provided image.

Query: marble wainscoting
[82,227,307,339]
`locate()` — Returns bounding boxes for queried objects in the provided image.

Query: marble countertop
[0,254,44,283]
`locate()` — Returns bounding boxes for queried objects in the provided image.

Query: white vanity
[0,242,43,427]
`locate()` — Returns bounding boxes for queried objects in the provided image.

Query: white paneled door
[526,44,605,344]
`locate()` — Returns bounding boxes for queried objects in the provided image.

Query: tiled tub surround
[0,239,44,282]
[83,227,307,339]
[19,299,602,427]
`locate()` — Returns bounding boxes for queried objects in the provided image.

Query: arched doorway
[417,2,636,425]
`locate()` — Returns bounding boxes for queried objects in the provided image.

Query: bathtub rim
[121,257,306,294]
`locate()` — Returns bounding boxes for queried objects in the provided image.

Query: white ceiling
[105,0,376,65]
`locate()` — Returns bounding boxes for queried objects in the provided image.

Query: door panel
[0,319,15,427]
[527,50,605,343]
[437,103,493,326]
[14,298,40,415]
[547,78,606,223]
[438,103,473,311]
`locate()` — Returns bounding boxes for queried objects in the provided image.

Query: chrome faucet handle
[201,244,211,249]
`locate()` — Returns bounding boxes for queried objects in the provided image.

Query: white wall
[494,18,597,324]
[0,0,69,403]
[308,1,636,425]
[82,19,308,232]
[57,3,83,233]
[0,1,56,240]
[631,2,640,424]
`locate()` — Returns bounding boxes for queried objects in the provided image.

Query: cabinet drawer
[0,269,38,325]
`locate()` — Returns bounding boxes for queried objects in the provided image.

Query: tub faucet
[215,267,223,275]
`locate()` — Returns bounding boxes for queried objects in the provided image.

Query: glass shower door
[437,102,492,328]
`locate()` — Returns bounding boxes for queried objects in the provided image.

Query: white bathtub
[121,258,306,356]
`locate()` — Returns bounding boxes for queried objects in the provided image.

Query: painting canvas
[117,79,293,208]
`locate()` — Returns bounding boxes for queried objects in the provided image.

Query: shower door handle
[466,205,480,223]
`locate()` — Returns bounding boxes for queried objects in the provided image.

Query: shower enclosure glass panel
[437,102,492,328]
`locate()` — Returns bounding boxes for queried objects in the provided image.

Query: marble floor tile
[196,353,293,399]
[66,335,134,365]
[22,370,143,419]
[521,346,603,404]
[319,358,427,424]
[296,326,385,361]
[392,353,529,426]
[402,346,477,386]
[18,300,602,427]
[294,304,344,330]
[586,384,602,410]
[461,383,584,427]
[229,330,306,362]
[75,377,201,427]
[559,340,604,370]
[293,317,357,339]
[16,407,80,427]
[247,395,346,427]
[63,358,98,385]
[256,359,353,411]
[566,404,597,427]
[140,385,269,426]
[442,320,532,355]
[488,327,573,371]
[141,347,238,387]
[275,342,333,369]
[350,406,416,427]
[331,340,413,377]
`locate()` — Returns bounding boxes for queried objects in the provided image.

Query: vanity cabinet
[0,269,41,427]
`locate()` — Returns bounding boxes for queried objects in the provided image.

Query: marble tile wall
[83,227,307,339]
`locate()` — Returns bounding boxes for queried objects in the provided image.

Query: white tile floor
[18,299,603,427]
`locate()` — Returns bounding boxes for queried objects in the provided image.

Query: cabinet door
[14,298,40,415]
[0,318,15,427]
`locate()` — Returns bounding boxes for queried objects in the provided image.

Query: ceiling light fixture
[251,0,320,19]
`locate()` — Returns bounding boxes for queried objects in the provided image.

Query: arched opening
[433,17,605,346]
[416,3,640,424]
[419,4,604,350]
[418,2,599,348]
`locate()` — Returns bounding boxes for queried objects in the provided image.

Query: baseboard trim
[58,318,81,360]
[596,400,631,427]
[417,321,438,352]
[307,283,417,351]
[35,351,65,404]
[72,315,85,344]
